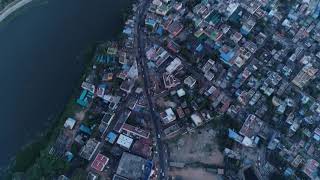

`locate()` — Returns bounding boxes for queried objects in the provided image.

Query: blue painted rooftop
[79,124,92,135]
[156,26,164,36]
[196,44,204,52]
[77,90,89,107]
[219,48,235,65]
[106,132,118,144]
[145,19,157,27]
[228,129,239,139]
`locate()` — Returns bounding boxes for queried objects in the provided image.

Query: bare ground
[169,168,219,180]
[168,126,224,166]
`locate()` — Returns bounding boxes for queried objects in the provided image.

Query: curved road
[0,0,33,22]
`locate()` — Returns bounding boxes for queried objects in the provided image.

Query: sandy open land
[169,168,220,180]
[168,126,224,166]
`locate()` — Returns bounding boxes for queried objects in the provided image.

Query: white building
[191,113,203,127]
[184,76,197,88]
[177,88,186,97]
[161,108,176,124]
[64,118,76,130]
[166,58,182,74]
[116,134,133,149]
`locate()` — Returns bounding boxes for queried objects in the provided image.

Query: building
[167,40,180,53]
[167,21,184,37]
[64,118,76,130]
[103,95,121,110]
[114,110,131,133]
[81,81,95,94]
[120,79,135,93]
[105,132,118,144]
[291,155,303,168]
[77,90,93,107]
[228,129,244,143]
[121,123,150,139]
[131,138,152,158]
[292,64,318,88]
[163,72,180,89]
[202,59,216,81]
[176,107,185,119]
[303,159,319,179]
[79,139,100,161]
[112,175,128,180]
[116,134,133,149]
[241,0,261,14]
[177,88,186,97]
[239,114,264,139]
[184,76,197,88]
[156,4,170,16]
[49,131,72,157]
[314,127,320,141]
[99,112,115,134]
[116,152,152,180]
[96,84,106,98]
[164,124,181,137]
[166,57,182,74]
[191,113,204,127]
[145,18,157,29]
[88,172,99,180]
[161,108,176,124]
[240,18,256,35]
[91,153,109,172]
[230,31,242,43]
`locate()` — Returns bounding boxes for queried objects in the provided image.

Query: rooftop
[116,134,133,149]
[116,152,152,180]
[91,153,109,172]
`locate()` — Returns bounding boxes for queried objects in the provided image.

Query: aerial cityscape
[1,0,320,179]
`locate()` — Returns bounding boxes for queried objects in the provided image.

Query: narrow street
[135,0,168,179]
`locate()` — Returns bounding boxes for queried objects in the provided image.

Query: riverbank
[0,0,33,22]
[1,0,134,178]
[2,45,97,179]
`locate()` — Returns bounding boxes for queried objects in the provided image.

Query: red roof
[91,153,109,172]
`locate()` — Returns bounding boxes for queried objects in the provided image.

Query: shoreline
[2,0,134,177]
[2,45,97,178]
[0,0,33,22]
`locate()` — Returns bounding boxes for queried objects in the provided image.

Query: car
[157,134,161,139]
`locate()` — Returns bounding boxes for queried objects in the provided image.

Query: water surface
[0,0,130,168]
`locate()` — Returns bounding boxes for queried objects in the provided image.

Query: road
[135,0,168,179]
[0,0,33,22]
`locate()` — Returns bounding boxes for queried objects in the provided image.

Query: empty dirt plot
[169,168,220,180]
[168,126,224,166]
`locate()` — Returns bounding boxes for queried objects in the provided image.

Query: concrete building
[166,57,182,74]
[184,76,197,89]
[116,134,133,149]
[116,152,152,180]
[161,108,177,124]
[292,64,318,88]
[191,113,204,127]
[79,139,100,161]
[64,118,76,130]
[91,153,109,172]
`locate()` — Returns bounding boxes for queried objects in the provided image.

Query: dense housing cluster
[23,0,320,179]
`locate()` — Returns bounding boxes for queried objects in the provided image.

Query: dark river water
[0,0,130,168]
